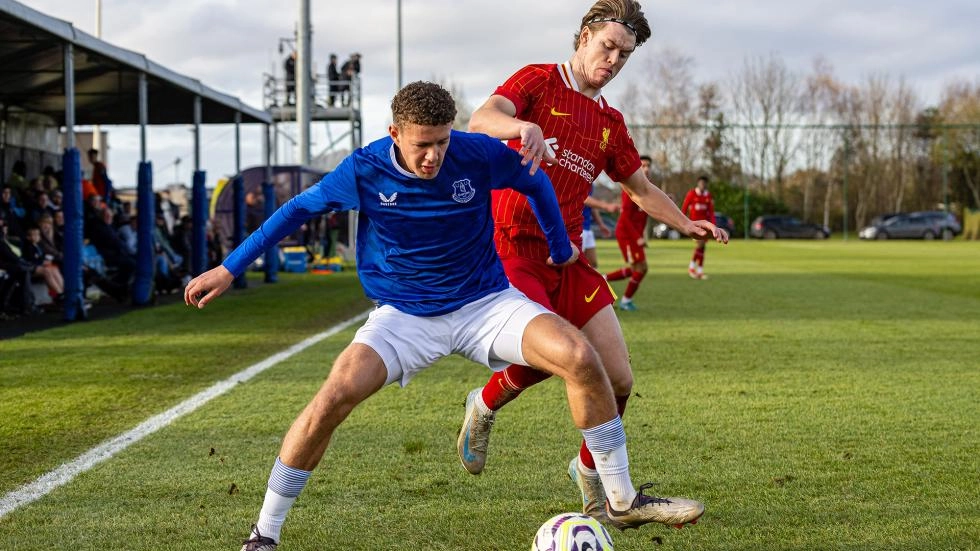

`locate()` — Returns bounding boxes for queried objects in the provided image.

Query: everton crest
[452,179,475,203]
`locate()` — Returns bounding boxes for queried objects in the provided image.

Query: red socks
[623,271,645,299]
[481,365,552,411]
[605,267,632,281]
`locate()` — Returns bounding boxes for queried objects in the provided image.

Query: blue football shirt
[223,130,572,316]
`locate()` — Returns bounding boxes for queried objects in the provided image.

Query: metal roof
[0,0,271,125]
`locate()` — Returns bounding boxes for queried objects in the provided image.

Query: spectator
[339,53,360,106]
[116,213,138,256]
[41,165,59,192]
[50,189,64,211]
[171,215,193,273]
[6,160,29,199]
[87,149,114,206]
[52,209,65,252]
[1,185,27,244]
[284,50,297,105]
[37,214,63,266]
[21,225,64,301]
[0,216,36,316]
[84,194,135,301]
[327,53,341,107]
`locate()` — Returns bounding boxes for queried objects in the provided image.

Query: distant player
[681,175,715,279]
[457,0,725,530]
[605,155,654,310]
[184,82,696,550]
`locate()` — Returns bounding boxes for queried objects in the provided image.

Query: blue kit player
[184,81,685,550]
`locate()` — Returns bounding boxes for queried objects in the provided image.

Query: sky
[17,0,980,189]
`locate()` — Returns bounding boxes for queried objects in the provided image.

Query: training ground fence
[624,122,980,238]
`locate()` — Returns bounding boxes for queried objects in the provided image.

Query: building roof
[0,0,271,126]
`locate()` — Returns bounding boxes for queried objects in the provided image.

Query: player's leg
[619,245,647,311]
[519,311,703,529]
[243,342,387,550]
[690,242,705,279]
[604,235,632,281]
[695,241,707,279]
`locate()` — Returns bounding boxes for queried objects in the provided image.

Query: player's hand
[184,265,234,309]
[598,224,612,238]
[637,237,647,248]
[517,122,557,176]
[686,220,729,244]
[603,201,621,213]
[547,242,580,267]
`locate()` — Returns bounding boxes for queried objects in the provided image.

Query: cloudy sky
[18,0,980,187]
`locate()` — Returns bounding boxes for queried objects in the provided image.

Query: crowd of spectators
[0,151,223,320]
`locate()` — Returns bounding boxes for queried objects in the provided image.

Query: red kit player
[456,0,728,531]
[681,175,715,279]
[605,155,654,311]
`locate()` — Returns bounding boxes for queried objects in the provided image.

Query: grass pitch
[1,239,978,550]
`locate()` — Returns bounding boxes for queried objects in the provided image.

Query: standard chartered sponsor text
[559,148,596,184]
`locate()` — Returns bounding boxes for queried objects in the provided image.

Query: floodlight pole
[93,0,102,157]
[397,0,403,90]
[296,0,311,166]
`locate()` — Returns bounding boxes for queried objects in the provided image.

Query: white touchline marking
[0,310,371,519]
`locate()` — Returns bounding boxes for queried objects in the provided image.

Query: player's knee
[560,335,603,384]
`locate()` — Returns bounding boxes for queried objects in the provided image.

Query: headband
[587,17,637,36]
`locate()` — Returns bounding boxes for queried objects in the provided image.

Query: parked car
[652,212,736,239]
[750,215,831,239]
[859,211,961,240]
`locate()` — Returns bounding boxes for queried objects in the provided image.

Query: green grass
[1,240,978,550]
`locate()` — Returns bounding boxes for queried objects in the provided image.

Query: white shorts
[352,286,551,387]
[581,229,596,250]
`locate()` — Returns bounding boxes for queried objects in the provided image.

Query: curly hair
[390,81,457,128]
[573,0,652,50]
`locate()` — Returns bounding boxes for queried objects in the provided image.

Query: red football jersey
[491,62,642,260]
[615,189,648,240]
[681,188,715,223]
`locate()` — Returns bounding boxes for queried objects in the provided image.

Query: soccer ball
[531,512,614,551]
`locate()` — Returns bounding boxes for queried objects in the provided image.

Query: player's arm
[469,95,554,175]
[584,194,619,213]
[592,208,612,237]
[621,169,728,244]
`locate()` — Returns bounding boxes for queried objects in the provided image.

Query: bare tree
[729,53,802,203]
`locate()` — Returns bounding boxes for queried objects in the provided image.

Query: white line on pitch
[0,310,370,519]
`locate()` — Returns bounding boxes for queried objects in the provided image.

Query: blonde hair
[573,0,652,49]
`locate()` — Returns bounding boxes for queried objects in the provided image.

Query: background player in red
[457,0,727,530]
[681,175,715,280]
[605,155,654,311]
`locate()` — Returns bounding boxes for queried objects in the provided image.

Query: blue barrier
[61,148,86,321]
[191,170,208,276]
[262,181,279,282]
[132,162,155,305]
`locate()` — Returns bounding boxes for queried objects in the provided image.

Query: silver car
[859,211,961,240]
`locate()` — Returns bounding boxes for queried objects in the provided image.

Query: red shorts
[501,255,614,329]
[616,234,646,264]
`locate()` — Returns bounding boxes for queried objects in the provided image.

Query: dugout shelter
[0,0,275,320]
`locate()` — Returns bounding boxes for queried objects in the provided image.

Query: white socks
[588,445,637,510]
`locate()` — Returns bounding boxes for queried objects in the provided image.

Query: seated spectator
[37,214,63,266]
[84,194,135,301]
[21,226,64,302]
[171,215,193,273]
[153,213,184,293]
[1,185,27,244]
[7,160,29,199]
[41,165,59,193]
[0,216,36,316]
[116,213,138,256]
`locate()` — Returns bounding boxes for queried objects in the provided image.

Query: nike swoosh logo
[550,107,571,117]
[584,286,601,303]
